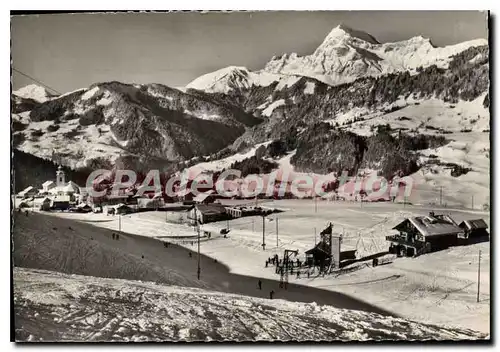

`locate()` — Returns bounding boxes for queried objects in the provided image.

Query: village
[14,165,490,285]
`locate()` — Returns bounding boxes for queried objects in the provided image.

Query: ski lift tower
[280,249,299,289]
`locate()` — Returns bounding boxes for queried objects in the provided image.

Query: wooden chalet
[387,212,464,257]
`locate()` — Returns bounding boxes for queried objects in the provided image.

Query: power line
[12,67,62,95]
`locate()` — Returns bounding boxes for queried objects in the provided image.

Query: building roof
[52,195,71,203]
[393,215,463,237]
[34,197,51,204]
[459,219,488,230]
[195,204,226,216]
[193,190,214,203]
[18,186,34,196]
[42,180,55,188]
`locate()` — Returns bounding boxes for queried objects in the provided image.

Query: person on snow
[258,280,262,290]
[269,290,275,299]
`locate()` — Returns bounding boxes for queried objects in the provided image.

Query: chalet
[51,195,71,210]
[33,197,51,211]
[458,219,489,239]
[188,204,229,224]
[387,213,464,257]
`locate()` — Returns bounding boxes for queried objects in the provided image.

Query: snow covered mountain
[12,84,56,103]
[186,66,303,94]
[12,82,261,169]
[11,24,489,202]
[187,25,487,92]
[264,24,487,86]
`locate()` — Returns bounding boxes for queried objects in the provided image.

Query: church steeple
[56,165,65,186]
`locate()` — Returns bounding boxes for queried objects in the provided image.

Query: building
[33,197,51,211]
[387,213,464,257]
[458,219,489,239]
[47,166,81,201]
[105,203,133,215]
[18,186,37,199]
[188,204,229,224]
[51,195,71,210]
[41,181,56,194]
[136,196,164,209]
[193,190,216,204]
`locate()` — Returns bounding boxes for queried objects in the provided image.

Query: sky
[11,11,488,93]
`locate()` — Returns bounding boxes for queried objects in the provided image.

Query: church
[40,166,82,207]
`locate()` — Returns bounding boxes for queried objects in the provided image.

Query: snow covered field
[51,200,490,334]
[14,267,486,342]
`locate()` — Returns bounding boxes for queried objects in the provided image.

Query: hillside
[14,267,486,341]
[12,81,262,169]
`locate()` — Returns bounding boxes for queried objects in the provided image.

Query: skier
[189,252,192,258]
[269,290,275,299]
[265,260,268,268]
[258,279,262,290]
[116,234,120,240]
[112,233,116,240]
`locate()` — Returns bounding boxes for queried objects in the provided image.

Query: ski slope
[14,267,486,342]
[50,200,490,334]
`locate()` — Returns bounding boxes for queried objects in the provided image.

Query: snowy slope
[264,25,488,86]
[49,202,490,334]
[14,267,486,341]
[13,84,55,103]
[186,66,302,94]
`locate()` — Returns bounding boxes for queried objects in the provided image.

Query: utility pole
[195,206,201,280]
[276,216,279,248]
[439,186,443,207]
[262,215,266,250]
[477,249,481,303]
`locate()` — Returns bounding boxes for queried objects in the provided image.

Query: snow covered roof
[18,186,34,195]
[394,216,463,238]
[34,197,51,204]
[459,219,488,231]
[42,180,55,187]
[193,190,214,203]
[52,195,71,203]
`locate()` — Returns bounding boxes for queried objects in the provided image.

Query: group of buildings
[387,212,489,257]
[15,166,84,211]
